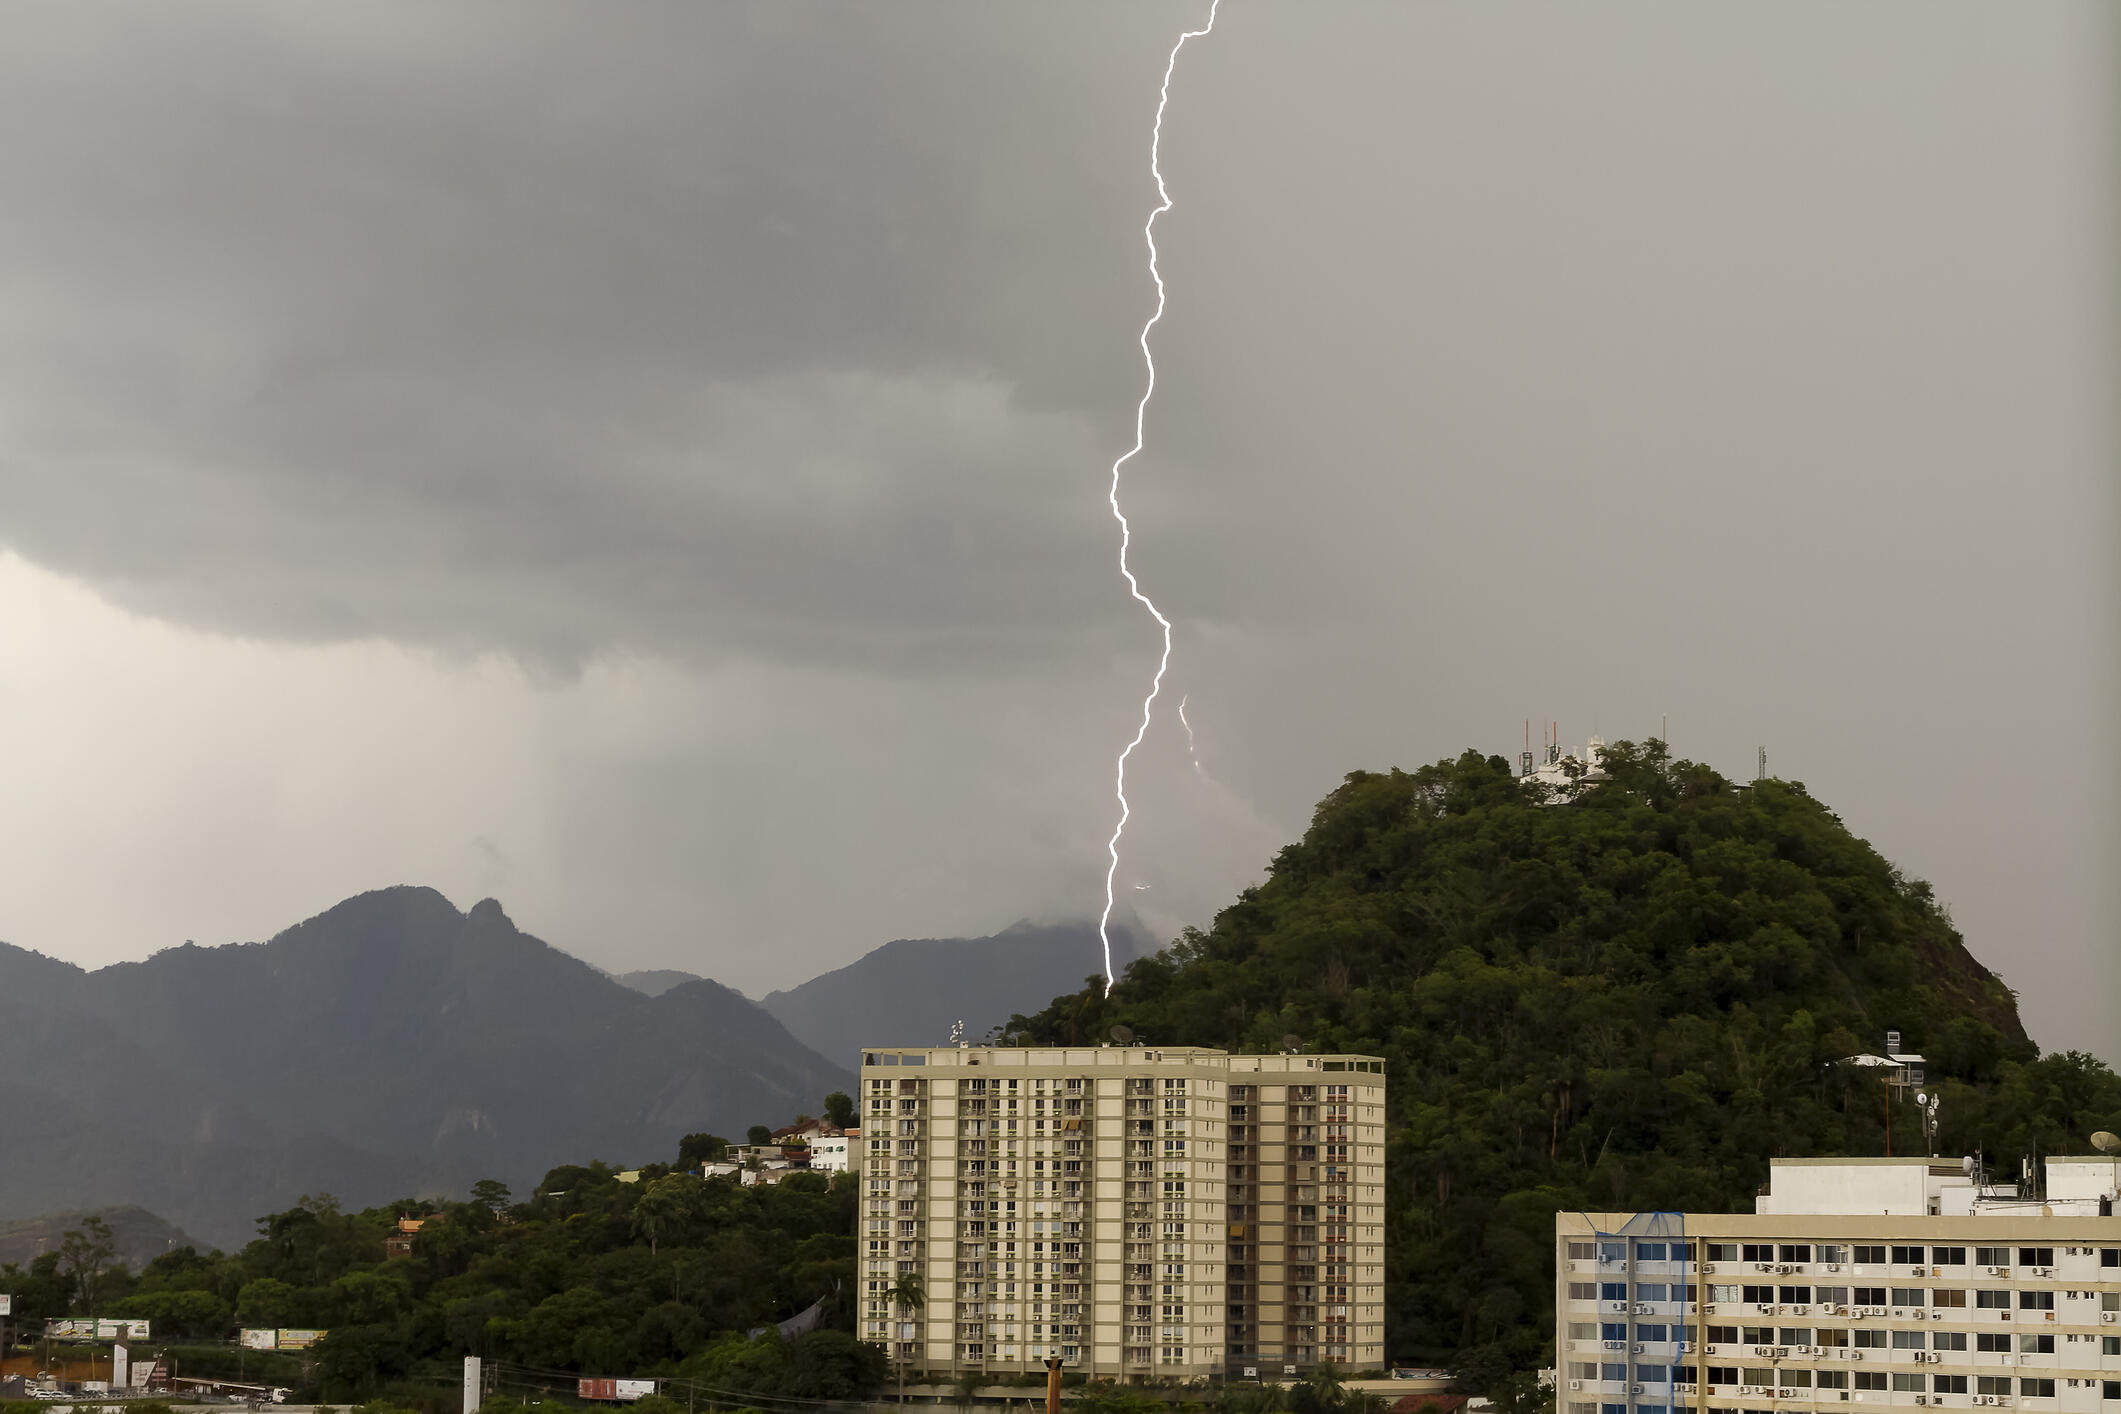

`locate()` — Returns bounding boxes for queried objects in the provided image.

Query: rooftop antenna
[950,1018,965,1047]
[1913,1090,1941,1157]
[1661,713,1667,745]
[1757,746,1767,782]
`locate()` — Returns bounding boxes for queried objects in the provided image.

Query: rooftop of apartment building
[860,1043,1386,1073]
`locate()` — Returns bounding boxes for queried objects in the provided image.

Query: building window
[1853,1245,1885,1264]
[2020,1380,2055,1399]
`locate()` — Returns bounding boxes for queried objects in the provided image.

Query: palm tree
[888,1270,927,1409]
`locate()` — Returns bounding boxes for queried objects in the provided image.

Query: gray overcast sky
[1,2,2112,1060]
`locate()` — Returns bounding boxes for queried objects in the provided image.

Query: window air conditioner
[1703,1264,1719,1275]
[1632,1344,1644,1354]
[1916,1397,1930,1406]
[2103,1314,2117,1325]
[2035,1268,2053,1279]
[1851,1352,1864,1361]
[1603,1340,1624,1351]
[1630,1385,1644,1395]
[1913,1268,1928,1277]
[1780,1264,1798,1275]
[1568,1381,1582,1390]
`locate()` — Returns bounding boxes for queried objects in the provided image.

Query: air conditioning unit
[1760,1304,1777,1315]
[1776,1347,1792,1359]
[1797,1304,1814,1315]
[1851,1352,1864,1362]
[1680,1342,1697,1353]
[1915,1310,1929,1320]
[2035,1268,2053,1279]
[1932,1267,1943,1277]
[1630,1385,1644,1395]
[1632,1344,1644,1354]
[1689,1303,1702,1314]
[1988,1267,2010,1278]
[2102,1314,2117,1325]
[1913,1268,1928,1277]
[1704,1264,1719,1275]
[1703,1303,1719,1315]
[1609,1301,1629,1313]
[1828,1263,1843,1272]
[1636,1304,1654,1315]
[1836,1306,1851,1315]
[1568,1381,1582,1390]
[1780,1264,1798,1275]
[2043,1312,2055,1322]
[2000,1312,2012,1321]
[1602,1340,1624,1351]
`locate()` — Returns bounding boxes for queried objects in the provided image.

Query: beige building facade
[858,1045,1388,1382]
[1556,1158,2121,1414]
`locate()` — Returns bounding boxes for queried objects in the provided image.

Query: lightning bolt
[1178,694,1203,773]
[1099,0,1222,995]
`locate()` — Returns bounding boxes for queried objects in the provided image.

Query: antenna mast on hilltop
[1757,746,1767,782]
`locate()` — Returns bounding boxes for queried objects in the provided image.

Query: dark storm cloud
[0,1,2109,1060]
[0,2,1192,665]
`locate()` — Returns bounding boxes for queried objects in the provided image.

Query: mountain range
[0,888,850,1251]
[0,890,1144,1254]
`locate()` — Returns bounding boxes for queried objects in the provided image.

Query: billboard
[577,1380,655,1403]
[44,1318,145,1340]
[275,1329,327,1350]
[241,1330,279,1351]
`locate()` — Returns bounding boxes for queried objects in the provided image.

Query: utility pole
[1045,1356,1064,1414]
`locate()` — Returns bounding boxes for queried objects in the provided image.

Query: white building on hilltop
[1555,1156,2121,1414]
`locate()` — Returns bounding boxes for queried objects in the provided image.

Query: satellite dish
[1915,1092,1928,1106]
[2091,1131,2121,1156]
[1281,1034,1304,1054]
[1961,1155,1976,1176]
[1110,1024,1136,1045]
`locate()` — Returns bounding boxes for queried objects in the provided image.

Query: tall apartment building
[857,1045,1387,1383]
[1555,1156,2121,1414]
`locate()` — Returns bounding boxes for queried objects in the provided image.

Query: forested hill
[1012,743,2121,1387]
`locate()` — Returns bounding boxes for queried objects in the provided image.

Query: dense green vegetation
[1014,744,2121,1389]
[0,1155,877,1406]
